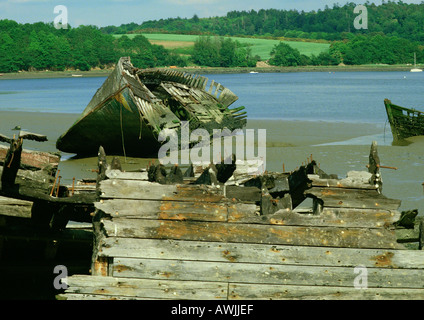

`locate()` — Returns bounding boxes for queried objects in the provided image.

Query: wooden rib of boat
[56,57,247,157]
[384,98,424,141]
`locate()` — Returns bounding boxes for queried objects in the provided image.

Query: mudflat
[0,111,421,214]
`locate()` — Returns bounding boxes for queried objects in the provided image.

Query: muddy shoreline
[0,110,421,215]
[0,64,413,80]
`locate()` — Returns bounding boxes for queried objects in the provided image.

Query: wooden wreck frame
[56,57,246,157]
[58,143,424,300]
[384,98,424,142]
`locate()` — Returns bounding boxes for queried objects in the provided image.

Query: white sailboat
[410,53,422,72]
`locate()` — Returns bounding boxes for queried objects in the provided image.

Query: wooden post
[1,137,23,190]
[368,141,382,193]
[71,177,75,196]
[111,157,122,171]
[96,146,107,199]
[92,146,111,276]
[166,164,183,184]
[368,141,380,174]
[420,220,424,250]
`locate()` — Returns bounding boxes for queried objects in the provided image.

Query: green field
[113,33,330,60]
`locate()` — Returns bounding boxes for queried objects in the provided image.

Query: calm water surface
[0,71,423,123]
[0,71,423,214]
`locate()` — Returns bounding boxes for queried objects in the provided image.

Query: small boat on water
[410,53,422,72]
[56,57,247,157]
[384,98,424,141]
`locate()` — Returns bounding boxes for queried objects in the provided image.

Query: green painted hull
[384,98,424,142]
[56,87,161,156]
[56,57,246,157]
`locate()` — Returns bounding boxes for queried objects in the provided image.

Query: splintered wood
[60,142,424,300]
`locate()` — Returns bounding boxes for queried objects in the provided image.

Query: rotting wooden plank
[101,219,402,249]
[309,178,377,190]
[224,186,261,202]
[227,204,401,228]
[228,283,424,300]
[98,238,423,269]
[0,197,33,219]
[396,227,420,243]
[105,169,148,181]
[58,293,148,300]
[63,275,228,300]
[0,144,60,170]
[112,257,424,288]
[308,171,376,190]
[99,180,177,200]
[305,187,401,210]
[100,179,225,202]
[95,199,227,221]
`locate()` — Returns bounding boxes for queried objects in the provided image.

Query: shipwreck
[0,135,423,299]
[56,57,247,157]
[384,98,424,142]
[55,142,424,300]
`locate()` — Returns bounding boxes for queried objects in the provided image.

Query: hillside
[113,33,330,60]
[102,2,424,43]
[1,1,424,73]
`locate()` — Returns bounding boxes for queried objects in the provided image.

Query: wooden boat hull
[56,57,246,157]
[56,87,162,156]
[384,99,424,141]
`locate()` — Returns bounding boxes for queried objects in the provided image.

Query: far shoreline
[0,64,414,80]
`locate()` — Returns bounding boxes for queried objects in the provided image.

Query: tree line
[101,1,424,43]
[0,19,186,73]
[268,34,423,67]
[192,37,259,67]
[1,5,423,73]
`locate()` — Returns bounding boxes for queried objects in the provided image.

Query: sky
[1,0,424,27]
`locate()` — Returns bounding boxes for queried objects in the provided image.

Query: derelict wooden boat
[56,57,247,157]
[384,98,424,141]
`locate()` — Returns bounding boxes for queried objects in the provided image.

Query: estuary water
[0,71,423,123]
[0,71,423,214]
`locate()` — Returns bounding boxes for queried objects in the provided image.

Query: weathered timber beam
[228,205,400,228]
[229,283,424,300]
[95,199,227,222]
[225,185,261,202]
[62,275,227,300]
[97,238,423,269]
[101,218,402,249]
[111,257,423,288]
[99,179,225,202]
[305,187,401,210]
[308,171,377,190]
